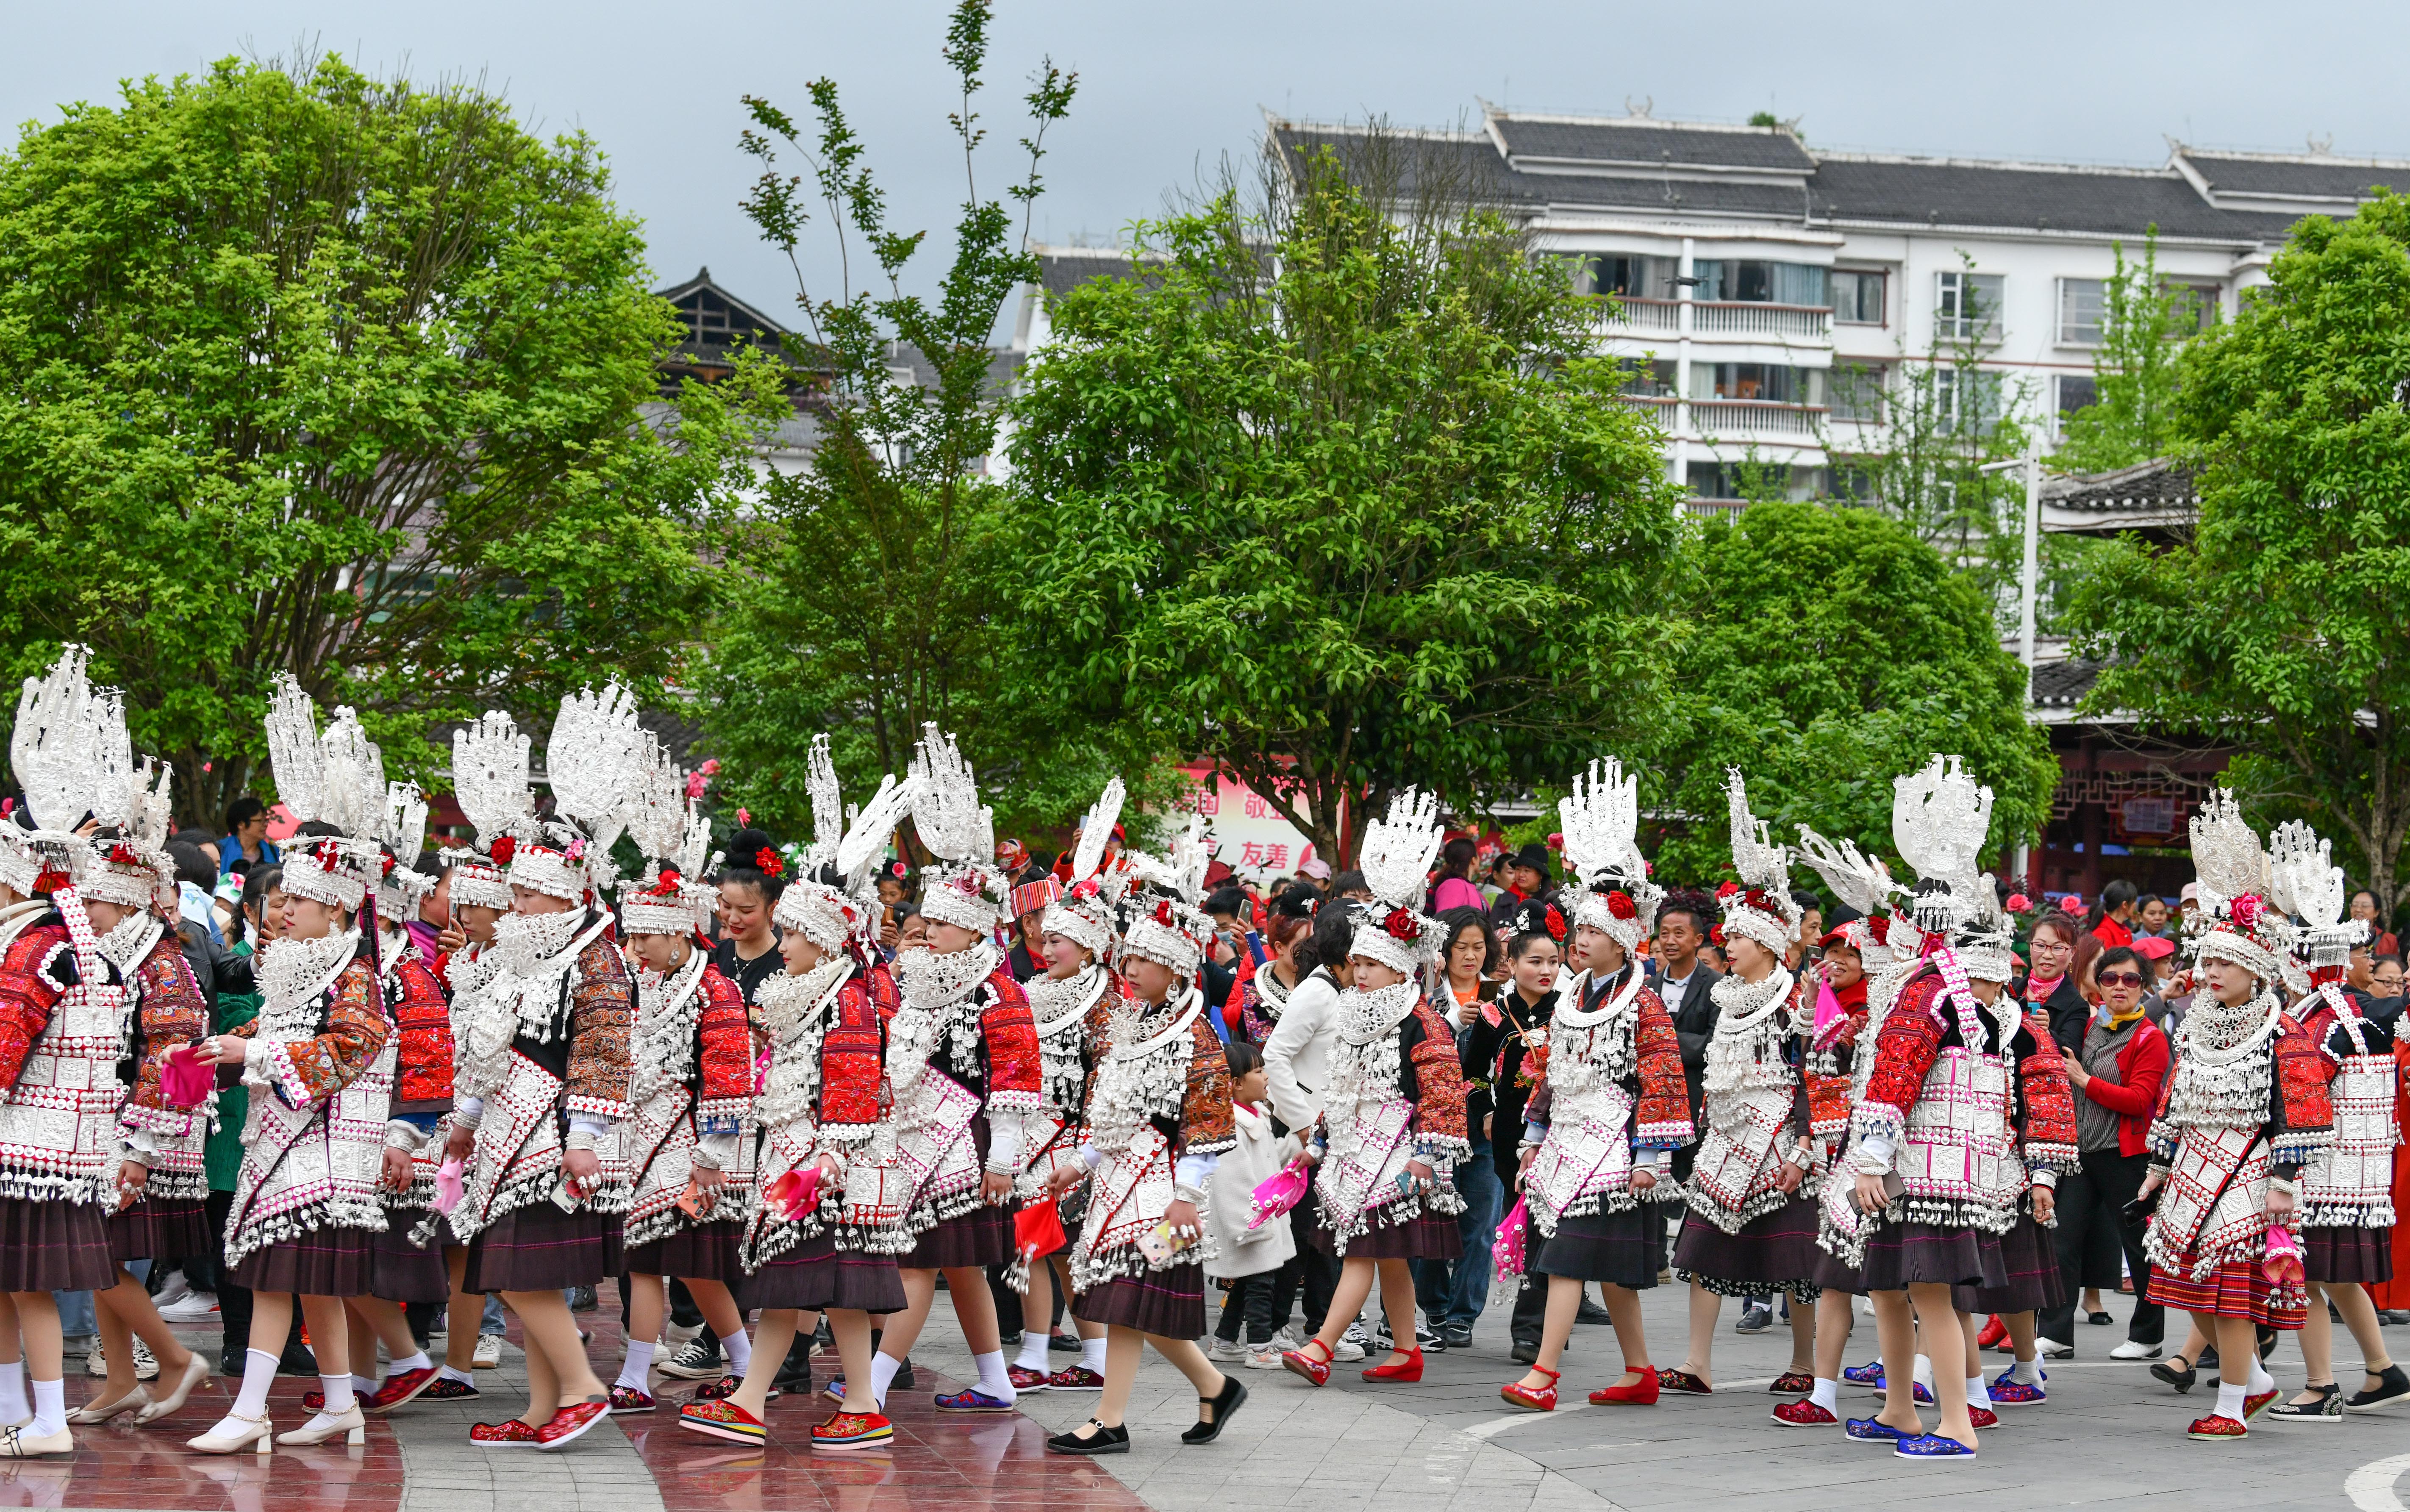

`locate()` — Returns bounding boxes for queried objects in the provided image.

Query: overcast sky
[7,0,2406,319]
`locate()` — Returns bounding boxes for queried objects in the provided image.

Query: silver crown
[450,711,534,848]
[1358,788,1442,913]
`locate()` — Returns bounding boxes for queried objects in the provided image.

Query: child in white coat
[1206,1044,1302,1368]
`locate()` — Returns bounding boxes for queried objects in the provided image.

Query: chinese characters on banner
[1176,764,1318,881]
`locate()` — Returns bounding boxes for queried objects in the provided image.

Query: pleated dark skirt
[1312,1208,1463,1261]
[626,1218,746,1283]
[1858,1220,2007,1292]
[1073,1263,1205,1338]
[1672,1196,1823,1298]
[107,1199,214,1264]
[2304,1225,2394,1285]
[1535,1205,1660,1289]
[232,1227,377,1297]
[369,1207,453,1304]
[0,1196,116,1292]
[1811,1250,1867,1296]
[902,1202,1013,1269]
[1952,1213,2066,1314]
[464,1203,624,1293]
[736,1233,907,1313]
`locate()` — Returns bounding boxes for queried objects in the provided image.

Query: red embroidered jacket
[561,934,634,1123]
[1519,977,1693,1153]
[233,955,390,1110]
[387,950,455,1114]
[692,962,754,1132]
[1404,999,1471,1154]
[816,974,888,1143]
[126,933,210,1118]
[1861,971,2080,1176]
[973,964,1041,1109]
[1078,988,1236,1158]
[0,921,71,1096]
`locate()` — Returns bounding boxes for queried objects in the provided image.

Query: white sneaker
[2036,1337,2074,1358]
[1207,1337,1246,1361]
[131,1339,159,1380]
[473,1333,504,1369]
[1269,1327,1302,1354]
[1330,1337,1366,1363]
[1246,1344,1284,1370]
[151,1271,193,1309]
[2110,1340,2163,1360]
[157,1291,220,1324]
[85,1342,107,1378]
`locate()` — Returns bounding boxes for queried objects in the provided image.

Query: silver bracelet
[2266,1174,2296,1197]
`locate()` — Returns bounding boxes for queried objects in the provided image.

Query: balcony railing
[1693,302,1831,340]
[1694,400,1826,438]
[1602,297,1681,333]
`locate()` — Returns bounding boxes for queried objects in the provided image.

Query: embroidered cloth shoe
[679,1399,766,1445]
[812,1410,892,1449]
[691,1374,743,1403]
[1988,1370,2046,1406]
[1655,1368,1711,1395]
[1768,1371,1814,1394]
[1844,1416,1915,1443]
[2266,1384,2341,1422]
[1500,1366,1559,1412]
[421,1376,480,1402]
[1772,1398,1837,1426]
[933,1386,1013,1412]
[1008,1365,1051,1391]
[1590,1367,1659,1406]
[368,1365,441,1414]
[469,1418,543,1445]
[2242,1387,2279,1421]
[1841,1360,1885,1388]
[607,1386,656,1412]
[2186,1412,2248,1441]
[1894,1432,1977,1460]
[1282,1340,1333,1387]
[535,1400,611,1451]
[1967,1406,1999,1429]
[1045,1364,1105,1390]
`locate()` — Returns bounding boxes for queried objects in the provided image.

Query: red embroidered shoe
[1590,1367,1660,1406]
[1500,1366,1560,1412]
[690,1374,742,1403]
[1968,1406,1999,1430]
[535,1400,611,1451]
[1282,1340,1333,1387]
[469,1418,543,1445]
[811,1410,893,1450]
[367,1365,440,1414]
[1655,1368,1712,1395]
[2243,1388,2280,1421]
[1044,1365,1104,1391]
[2187,1413,2248,1441]
[1008,1365,1051,1391]
[680,1399,767,1445]
[1772,1398,1838,1427]
[1362,1347,1422,1383]
[1768,1371,1815,1395]
[607,1386,655,1412]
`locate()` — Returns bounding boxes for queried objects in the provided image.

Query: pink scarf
[2024,974,2064,1004]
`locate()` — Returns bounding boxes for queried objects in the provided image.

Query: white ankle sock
[26,1378,63,1439]
[234,1349,278,1418]
[723,1329,752,1374]
[319,1375,356,1415]
[1015,1329,1052,1371]
[0,1361,24,1425]
[2008,1356,2043,1385]
[1912,1353,1933,1389]
[1810,1377,1838,1412]
[617,1339,656,1392]
[868,1352,902,1410]
[2246,1354,2274,1393]
[350,1373,379,1397]
[438,1364,475,1386]
[974,1349,1016,1402]
[389,1351,431,1377]
[2215,1379,2246,1421]
[1080,1335,1108,1373]
[1966,1373,1991,1410]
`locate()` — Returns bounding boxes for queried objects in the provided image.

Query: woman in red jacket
[2042,945,2169,1359]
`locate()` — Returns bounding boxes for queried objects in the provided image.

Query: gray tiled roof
[2038,458,2199,511]
[2030,659,2102,709]
[1808,157,2300,241]
[2180,152,2407,199]
[1037,248,1153,297]
[1492,117,1814,173]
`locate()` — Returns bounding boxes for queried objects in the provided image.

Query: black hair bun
[722,828,779,867]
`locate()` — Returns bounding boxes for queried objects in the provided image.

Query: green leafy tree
[697,0,1088,843]
[1645,500,2057,884]
[0,54,783,823]
[2057,229,2198,473]
[1003,133,1685,866]
[2066,193,2410,906]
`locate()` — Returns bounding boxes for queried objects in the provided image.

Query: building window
[1567,253,1676,300]
[1687,461,1826,501]
[1619,358,1680,398]
[1692,260,1829,307]
[1689,362,1825,405]
[1935,270,2004,341]
[1830,269,1885,324]
[1829,362,1886,422]
[2057,278,2104,345]
[2166,281,2222,333]
[2056,374,2098,434]
[1934,366,2005,434]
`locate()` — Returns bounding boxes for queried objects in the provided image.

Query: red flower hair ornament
[1383,907,1420,943]
[489,836,516,866]
[754,847,785,880]
[1715,881,1741,901]
[2229,893,2263,932]
[1543,904,1567,941]
[1605,891,1638,922]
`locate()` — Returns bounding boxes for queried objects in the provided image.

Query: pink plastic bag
[1248,1158,1312,1229]
[2263,1225,2306,1291]
[1813,977,1844,1038]
[1494,1194,1530,1277]
[160,1043,215,1110]
[432,1158,466,1214]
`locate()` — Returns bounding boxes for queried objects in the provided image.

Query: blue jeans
[1411,1137,1503,1328]
[482,1294,505,1334]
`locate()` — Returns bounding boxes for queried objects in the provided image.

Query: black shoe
[813,1318,835,1349]
[893,1358,916,1392]
[276,1345,319,1376]
[2346,1363,2410,1413]
[1510,1337,1539,1366]
[219,1351,247,1379]
[1734,1302,1773,1334]
[1181,1375,1248,1444]
[2152,1355,2198,1393]
[1047,1419,1130,1456]
[1439,1323,1473,1351]
[569,1285,599,1312]
[2256,1324,2279,1361]
[2197,1346,2220,1371]
[1574,1297,1613,1326]
[771,1340,814,1392]
[1049,1332,1083,1353]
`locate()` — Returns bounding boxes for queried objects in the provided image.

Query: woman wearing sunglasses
[2041,946,2169,1363]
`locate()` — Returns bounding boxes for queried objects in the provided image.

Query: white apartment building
[1016,107,2404,508]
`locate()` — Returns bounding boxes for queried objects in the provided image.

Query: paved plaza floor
[6,1279,2404,1511]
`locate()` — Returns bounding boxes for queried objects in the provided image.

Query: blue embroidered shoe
[1844,1416,1915,1443]
[1841,1360,1885,1388]
[934,1386,1015,1413]
[1989,1368,2046,1406]
[1894,1432,1977,1460]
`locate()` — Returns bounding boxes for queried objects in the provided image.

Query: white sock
[974,1348,1016,1403]
[1810,1377,1838,1412]
[1966,1374,1991,1411]
[389,1351,431,1376]
[0,1360,23,1425]
[2008,1356,2043,1385]
[26,1378,63,1440]
[234,1349,277,1418]
[2246,1354,2275,1394]
[617,1338,656,1392]
[722,1329,751,1374]
[868,1352,902,1410]
[350,1373,380,1397]
[1912,1353,1933,1389]
[1080,1335,1108,1373]
[2216,1379,2246,1422]
[1015,1329,1052,1371]
[438,1364,475,1386]
[319,1375,356,1415]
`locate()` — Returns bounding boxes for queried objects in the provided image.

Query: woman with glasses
[2035,945,2168,1363]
